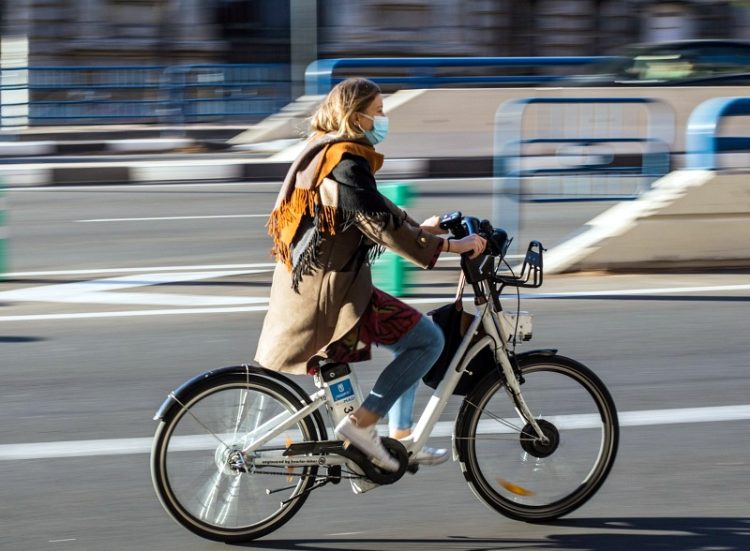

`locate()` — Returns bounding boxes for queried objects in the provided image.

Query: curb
[0,138,196,157]
[0,156,493,187]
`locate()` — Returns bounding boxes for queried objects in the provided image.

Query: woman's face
[356,93,384,131]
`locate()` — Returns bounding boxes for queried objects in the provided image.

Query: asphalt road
[1,181,749,551]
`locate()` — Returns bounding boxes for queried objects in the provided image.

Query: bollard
[372,183,412,296]
[0,177,6,278]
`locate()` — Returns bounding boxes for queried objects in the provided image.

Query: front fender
[451,348,558,461]
[513,348,558,362]
[153,364,329,440]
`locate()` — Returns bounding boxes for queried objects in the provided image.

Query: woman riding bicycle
[254,77,486,474]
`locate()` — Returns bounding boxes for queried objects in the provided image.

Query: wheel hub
[215,444,248,475]
[519,419,560,458]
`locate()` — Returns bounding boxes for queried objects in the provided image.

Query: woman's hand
[420,215,443,235]
[446,234,487,259]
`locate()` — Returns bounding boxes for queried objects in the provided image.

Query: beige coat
[254,176,443,375]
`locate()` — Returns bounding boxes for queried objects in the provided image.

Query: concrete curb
[0,138,196,157]
[0,156,492,187]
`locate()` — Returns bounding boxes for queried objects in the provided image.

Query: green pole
[372,183,412,296]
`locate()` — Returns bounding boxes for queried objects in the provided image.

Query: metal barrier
[493,97,674,249]
[686,96,750,170]
[304,56,616,95]
[0,64,291,128]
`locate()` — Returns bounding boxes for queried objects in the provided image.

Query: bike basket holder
[495,240,545,289]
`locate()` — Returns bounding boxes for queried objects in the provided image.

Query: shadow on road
[237,517,750,550]
[0,336,46,343]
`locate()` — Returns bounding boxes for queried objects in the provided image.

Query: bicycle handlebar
[439,211,544,290]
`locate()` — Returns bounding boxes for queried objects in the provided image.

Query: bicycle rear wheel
[455,354,618,522]
[151,373,319,542]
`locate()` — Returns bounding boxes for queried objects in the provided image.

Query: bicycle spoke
[152,375,321,540]
[169,392,231,449]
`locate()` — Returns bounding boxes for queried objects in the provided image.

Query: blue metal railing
[493,96,674,248]
[0,64,291,127]
[304,56,616,95]
[686,96,750,170]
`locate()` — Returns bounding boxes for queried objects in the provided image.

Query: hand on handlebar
[449,234,487,259]
[420,215,443,235]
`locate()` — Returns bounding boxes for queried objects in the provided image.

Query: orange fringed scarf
[267,134,384,272]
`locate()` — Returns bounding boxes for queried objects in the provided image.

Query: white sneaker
[335,416,400,472]
[409,446,449,466]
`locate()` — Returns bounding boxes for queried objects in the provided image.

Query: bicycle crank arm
[256,438,409,485]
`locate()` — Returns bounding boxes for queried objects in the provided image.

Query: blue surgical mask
[360,114,389,145]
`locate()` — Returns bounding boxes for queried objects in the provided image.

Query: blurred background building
[2,0,750,66]
[2,0,750,128]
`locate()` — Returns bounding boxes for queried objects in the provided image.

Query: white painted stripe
[1,404,747,461]
[3,281,750,322]
[0,305,271,321]
[531,284,750,298]
[77,214,268,223]
[6,262,277,277]
[0,270,266,306]
[6,181,279,191]
[0,158,278,170]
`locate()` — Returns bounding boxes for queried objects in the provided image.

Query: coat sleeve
[355,195,444,269]
[330,154,444,269]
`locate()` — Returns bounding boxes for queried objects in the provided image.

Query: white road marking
[6,262,276,277]
[532,284,750,297]
[3,282,749,322]
[0,305,270,321]
[0,270,269,306]
[3,261,749,323]
[77,214,269,222]
[7,181,280,191]
[1,404,748,461]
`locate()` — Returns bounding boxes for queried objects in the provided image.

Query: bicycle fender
[153,364,329,440]
[513,349,558,362]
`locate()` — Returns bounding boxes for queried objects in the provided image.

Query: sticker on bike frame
[331,379,355,401]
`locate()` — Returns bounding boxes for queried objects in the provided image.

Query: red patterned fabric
[310,288,422,374]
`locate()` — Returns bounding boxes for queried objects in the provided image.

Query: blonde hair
[309,78,381,138]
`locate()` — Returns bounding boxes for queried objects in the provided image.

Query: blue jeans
[361,315,444,424]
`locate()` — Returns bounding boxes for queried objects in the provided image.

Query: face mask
[360,114,389,145]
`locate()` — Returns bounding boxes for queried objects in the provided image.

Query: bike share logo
[330,378,354,402]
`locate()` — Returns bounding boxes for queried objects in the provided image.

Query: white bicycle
[150,211,619,542]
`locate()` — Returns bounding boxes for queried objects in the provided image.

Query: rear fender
[153,364,329,440]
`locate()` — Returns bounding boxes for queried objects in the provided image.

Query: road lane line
[6,262,277,277]
[532,284,750,297]
[3,282,750,322]
[77,214,269,222]
[0,270,270,307]
[1,404,748,461]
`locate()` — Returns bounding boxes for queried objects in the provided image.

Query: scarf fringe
[268,188,338,269]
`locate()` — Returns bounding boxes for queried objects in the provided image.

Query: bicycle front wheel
[151,373,320,542]
[455,354,618,522]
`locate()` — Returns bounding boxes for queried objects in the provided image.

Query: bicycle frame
[244,273,547,470]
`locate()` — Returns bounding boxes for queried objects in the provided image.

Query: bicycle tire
[455,354,619,522]
[151,373,320,542]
